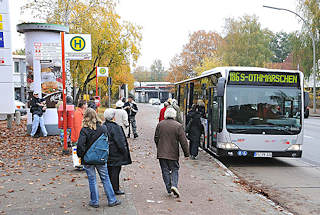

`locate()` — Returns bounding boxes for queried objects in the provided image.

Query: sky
[10,0,302,69]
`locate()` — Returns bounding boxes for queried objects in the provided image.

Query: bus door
[183,84,189,124]
[207,87,218,150]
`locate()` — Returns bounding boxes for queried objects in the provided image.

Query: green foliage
[291,0,320,78]
[133,60,168,82]
[269,32,294,63]
[291,31,314,77]
[220,15,273,67]
[149,59,167,81]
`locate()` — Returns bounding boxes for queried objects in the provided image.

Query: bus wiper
[275,127,295,135]
[229,129,250,133]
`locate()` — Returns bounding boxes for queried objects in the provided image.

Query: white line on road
[304,135,313,139]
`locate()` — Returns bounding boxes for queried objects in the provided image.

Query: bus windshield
[226,85,302,135]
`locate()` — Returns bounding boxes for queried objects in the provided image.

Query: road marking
[304,135,313,139]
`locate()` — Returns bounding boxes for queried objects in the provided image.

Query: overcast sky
[10,0,301,69]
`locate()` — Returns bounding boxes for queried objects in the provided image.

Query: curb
[201,148,294,215]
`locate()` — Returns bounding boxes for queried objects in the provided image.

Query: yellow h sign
[70,36,86,51]
[0,14,2,22]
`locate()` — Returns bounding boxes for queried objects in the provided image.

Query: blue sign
[0,32,4,48]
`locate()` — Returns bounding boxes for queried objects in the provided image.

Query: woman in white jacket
[114,100,129,134]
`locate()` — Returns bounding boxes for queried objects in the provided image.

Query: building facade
[133,82,173,103]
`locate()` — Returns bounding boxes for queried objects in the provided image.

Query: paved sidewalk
[0,105,288,215]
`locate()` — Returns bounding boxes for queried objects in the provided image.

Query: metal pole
[108,85,111,108]
[20,60,26,103]
[96,67,98,97]
[263,5,317,113]
[61,32,69,155]
[312,38,317,112]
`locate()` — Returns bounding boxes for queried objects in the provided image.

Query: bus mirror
[217,77,226,97]
[304,92,310,108]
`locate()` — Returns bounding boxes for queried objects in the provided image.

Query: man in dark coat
[154,107,189,198]
[104,108,132,195]
[123,95,138,138]
[30,92,47,137]
[186,104,204,160]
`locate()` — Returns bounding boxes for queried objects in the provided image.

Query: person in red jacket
[71,100,87,144]
[158,102,169,122]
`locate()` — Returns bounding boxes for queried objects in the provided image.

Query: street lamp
[263,5,317,113]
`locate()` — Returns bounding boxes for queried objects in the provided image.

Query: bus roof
[174,66,302,85]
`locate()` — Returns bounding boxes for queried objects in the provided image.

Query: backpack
[84,129,109,165]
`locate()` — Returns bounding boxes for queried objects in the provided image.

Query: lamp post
[263,5,317,113]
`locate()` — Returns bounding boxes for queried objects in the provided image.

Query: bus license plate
[254,152,272,158]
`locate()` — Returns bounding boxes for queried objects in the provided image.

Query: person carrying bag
[77,108,121,208]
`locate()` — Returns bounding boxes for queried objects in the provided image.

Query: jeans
[31,114,48,136]
[84,164,117,205]
[159,159,180,193]
[128,116,137,136]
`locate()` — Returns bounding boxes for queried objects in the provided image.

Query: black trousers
[107,166,122,191]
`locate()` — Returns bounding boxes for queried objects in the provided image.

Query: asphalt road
[220,117,320,215]
[301,117,320,165]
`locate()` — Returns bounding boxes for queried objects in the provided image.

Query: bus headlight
[287,144,302,151]
[217,142,239,150]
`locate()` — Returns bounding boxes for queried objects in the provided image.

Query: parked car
[149,98,161,105]
[15,100,27,116]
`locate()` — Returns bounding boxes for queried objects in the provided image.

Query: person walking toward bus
[104,108,132,195]
[30,92,48,138]
[76,108,121,208]
[186,104,204,160]
[167,98,182,124]
[123,95,138,138]
[154,107,189,198]
[158,102,169,122]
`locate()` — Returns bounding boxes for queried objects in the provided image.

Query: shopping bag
[72,146,82,168]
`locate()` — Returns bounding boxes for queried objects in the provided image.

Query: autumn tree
[150,59,167,81]
[166,30,222,82]
[133,66,150,82]
[289,0,320,78]
[23,0,142,104]
[220,15,273,67]
[166,55,189,83]
[193,56,224,76]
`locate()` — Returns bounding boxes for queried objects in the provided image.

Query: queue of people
[74,96,135,208]
[30,92,199,205]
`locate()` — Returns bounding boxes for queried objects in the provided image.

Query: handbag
[84,126,109,165]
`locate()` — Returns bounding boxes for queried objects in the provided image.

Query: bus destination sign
[228,71,300,87]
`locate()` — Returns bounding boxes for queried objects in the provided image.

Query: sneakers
[89,202,99,208]
[134,134,138,138]
[190,155,197,160]
[170,186,180,198]
[108,200,121,207]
